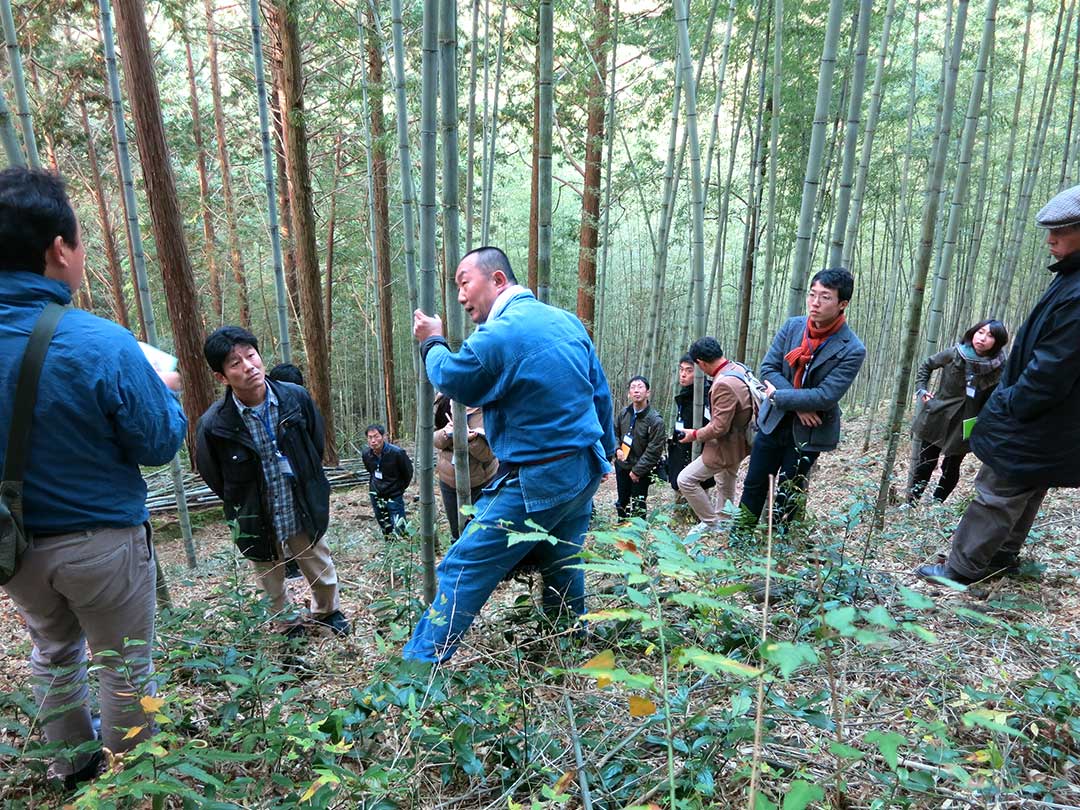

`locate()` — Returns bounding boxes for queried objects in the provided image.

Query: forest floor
[1,414,1079,809]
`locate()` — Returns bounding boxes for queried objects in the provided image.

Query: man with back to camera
[737,268,866,531]
[362,424,413,537]
[195,326,350,637]
[408,246,616,663]
[0,168,187,787]
[613,375,666,519]
[917,184,1080,585]
[676,337,757,534]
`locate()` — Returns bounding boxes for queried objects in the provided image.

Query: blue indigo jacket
[0,270,187,533]
[422,289,615,511]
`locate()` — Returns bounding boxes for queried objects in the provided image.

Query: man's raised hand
[413,309,443,342]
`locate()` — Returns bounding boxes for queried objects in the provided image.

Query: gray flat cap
[1035,184,1080,228]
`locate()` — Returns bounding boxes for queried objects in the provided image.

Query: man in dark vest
[918,184,1080,584]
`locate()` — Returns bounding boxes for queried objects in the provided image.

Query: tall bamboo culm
[924,0,998,354]
[246,0,291,363]
[1,0,38,167]
[873,0,971,527]
[439,0,473,536]
[97,0,193,588]
[417,0,439,603]
[536,0,553,303]
[785,0,845,315]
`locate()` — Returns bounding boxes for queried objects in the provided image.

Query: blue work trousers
[403,471,601,662]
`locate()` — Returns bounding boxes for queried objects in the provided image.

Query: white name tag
[966,385,976,398]
[374,470,384,480]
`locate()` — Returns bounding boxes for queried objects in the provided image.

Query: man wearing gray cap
[917,184,1080,585]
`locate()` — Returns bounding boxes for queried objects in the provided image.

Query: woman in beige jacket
[434,394,499,539]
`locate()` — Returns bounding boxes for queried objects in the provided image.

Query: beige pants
[251,532,339,618]
[678,456,740,524]
[2,524,157,775]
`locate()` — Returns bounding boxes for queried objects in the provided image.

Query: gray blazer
[756,316,866,452]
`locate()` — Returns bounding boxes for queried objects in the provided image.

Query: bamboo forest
[3,0,1080,805]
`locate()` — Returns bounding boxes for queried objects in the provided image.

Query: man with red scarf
[737,268,866,531]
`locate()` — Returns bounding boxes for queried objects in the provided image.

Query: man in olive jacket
[919,184,1080,584]
[196,326,349,636]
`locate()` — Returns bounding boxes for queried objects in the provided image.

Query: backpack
[1,303,65,584]
[717,362,766,449]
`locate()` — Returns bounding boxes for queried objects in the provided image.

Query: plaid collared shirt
[233,386,301,544]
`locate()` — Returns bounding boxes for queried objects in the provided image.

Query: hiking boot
[313,610,351,637]
[48,749,104,793]
[915,563,975,586]
[987,555,1021,577]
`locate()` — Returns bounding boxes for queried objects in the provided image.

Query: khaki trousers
[678,456,739,524]
[948,464,1048,580]
[251,532,340,618]
[2,524,157,775]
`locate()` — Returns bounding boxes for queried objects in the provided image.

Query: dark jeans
[615,466,651,519]
[909,441,964,503]
[438,480,486,540]
[370,492,406,536]
[738,415,820,529]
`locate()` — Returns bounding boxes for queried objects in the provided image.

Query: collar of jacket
[1049,250,1080,275]
[209,379,301,443]
[0,268,73,304]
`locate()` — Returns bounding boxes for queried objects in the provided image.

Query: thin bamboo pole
[0,0,38,167]
[246,0,291,363]
[98,0,193,592]
[785,0,845,315]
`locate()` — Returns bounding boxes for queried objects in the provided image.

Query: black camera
[673,429,686,441]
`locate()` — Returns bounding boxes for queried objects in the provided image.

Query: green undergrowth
[1,495,1079,809]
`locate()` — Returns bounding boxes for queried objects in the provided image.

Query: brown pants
[2,524,157,776]
[251,532,340,618]
[947,464,1048,580]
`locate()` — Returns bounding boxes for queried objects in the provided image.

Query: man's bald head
[460,246,518,284]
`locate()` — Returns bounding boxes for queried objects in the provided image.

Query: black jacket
[971,252,1080,487]
[614,404,666,477]
[195,381,330,561]
[362,442,413,499]
[673,379,712,436]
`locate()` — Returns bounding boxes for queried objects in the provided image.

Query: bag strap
[718,364,758,428]
[2,302,66,485]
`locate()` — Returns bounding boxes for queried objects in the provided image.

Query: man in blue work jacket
[0,168,186,787]
[407,246,616,662]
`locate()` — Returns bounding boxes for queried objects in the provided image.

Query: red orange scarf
[784,314,846,388]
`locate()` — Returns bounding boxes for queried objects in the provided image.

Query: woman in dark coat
[908,319,1009,503]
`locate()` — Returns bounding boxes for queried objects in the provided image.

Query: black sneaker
[313,610,351,637]
[58,750,104,792]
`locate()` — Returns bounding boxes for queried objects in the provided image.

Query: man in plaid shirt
[196,327,349,637]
